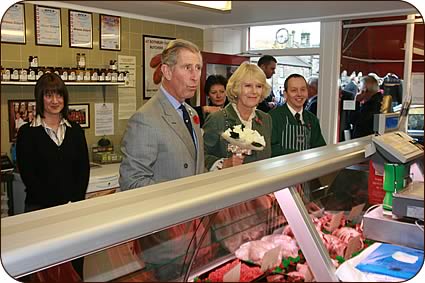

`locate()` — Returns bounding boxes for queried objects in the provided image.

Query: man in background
[257,55,279,112]
[305,76,318,116]
[350,75,383,138]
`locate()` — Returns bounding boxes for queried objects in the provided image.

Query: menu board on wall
[35,5,62,46]
[100,14,120,50]
[69,10,93,48]
[1,3,26,44]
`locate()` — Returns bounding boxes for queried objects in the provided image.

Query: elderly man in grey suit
[119,39,206,281]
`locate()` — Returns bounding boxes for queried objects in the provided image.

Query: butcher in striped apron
[270,74,326,200]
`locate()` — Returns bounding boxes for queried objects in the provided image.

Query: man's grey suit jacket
[119,88,205,190]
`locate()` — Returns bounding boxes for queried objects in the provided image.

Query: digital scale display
[385,115,399,130]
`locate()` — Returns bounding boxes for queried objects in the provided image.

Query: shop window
[249,22,321,50]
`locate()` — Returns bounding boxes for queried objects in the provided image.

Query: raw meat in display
[261,234,299,258]
[235,240,276,265]
[321,233,346,258]
[286,271,305,282]
[206,259,263,282]
[332,226,363,244]
[296,263,313,282]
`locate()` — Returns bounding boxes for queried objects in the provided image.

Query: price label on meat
[222,261,240,282]
[347,203,365,221]
[324,211,344,232]
[260,246,281,272]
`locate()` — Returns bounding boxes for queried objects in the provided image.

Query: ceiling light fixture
[178,1,231,12]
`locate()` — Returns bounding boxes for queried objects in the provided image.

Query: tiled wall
[0,3,203,159]
[203,27,243,54]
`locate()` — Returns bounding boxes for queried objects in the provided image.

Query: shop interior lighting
[178,1,231,12]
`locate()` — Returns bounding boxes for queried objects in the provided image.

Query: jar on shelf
[68,68,76,81]
[80,53,86,69]
[28,68,37,81]
[45,66,54,74]
[2,67,11,81]
[98,69,106,82]
[19,69,28,81]
[84,68,91,81]
[11,68,20,81]
[76,53,81,68]
[76,68,84,81]
[53,67,60,76]
[60,68,69,81]
[117,71,125,82]
[105,69,112,82]
[111,70,118,82]
[91,68,99,81]
[36,68,44,80]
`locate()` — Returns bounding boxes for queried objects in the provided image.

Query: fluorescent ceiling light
[179,1,231,11]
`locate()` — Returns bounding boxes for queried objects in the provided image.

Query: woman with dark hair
[194,74,228,126]
[16,73,90,278]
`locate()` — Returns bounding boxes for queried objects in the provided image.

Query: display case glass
[2,136,422,282]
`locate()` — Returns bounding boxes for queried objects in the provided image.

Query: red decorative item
[254,117,263,125]
[193,115,200,125]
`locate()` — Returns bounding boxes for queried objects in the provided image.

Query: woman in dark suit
[16,73,89,279]
[194,74,228,127]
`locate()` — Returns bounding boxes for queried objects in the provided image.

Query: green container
[383,163,407,211]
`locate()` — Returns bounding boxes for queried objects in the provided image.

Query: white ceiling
[48,1,417,28]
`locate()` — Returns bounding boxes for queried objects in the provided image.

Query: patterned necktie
[295,112,302,125]
[179,104,194,143]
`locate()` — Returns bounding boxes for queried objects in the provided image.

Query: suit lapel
[158,91,196,159]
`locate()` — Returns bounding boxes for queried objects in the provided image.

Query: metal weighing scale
[392,181,424,220]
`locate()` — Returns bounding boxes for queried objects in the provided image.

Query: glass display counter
[4,136,420,282]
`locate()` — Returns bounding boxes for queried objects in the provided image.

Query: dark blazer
[16,121,90,208]
[351,92,383,138]
[203,104,272,170]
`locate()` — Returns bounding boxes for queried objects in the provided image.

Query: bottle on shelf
[76,53,81,68]
[80,53,86,69]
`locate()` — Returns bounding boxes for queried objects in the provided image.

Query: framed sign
[69,10,93,49]
[68,104,90,128]
[8,100,36,142]
[1,3,26,44]
[143,35,174,99]
[100,14,121,51]
[35,5,62,46]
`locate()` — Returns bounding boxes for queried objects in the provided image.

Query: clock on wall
[275,28,289,44]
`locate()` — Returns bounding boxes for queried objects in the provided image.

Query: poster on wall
[100,14,120,51]
[35,5,62,46]
[95,103,114,136]
[8,100,36,142]
[143,35,175,99]
[69,10,93,49]
[1,3,26,44]
[68,104,90,128]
